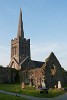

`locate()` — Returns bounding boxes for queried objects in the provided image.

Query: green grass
[0,84,21,93]
[0,84,65,98]
[0,93,28,100]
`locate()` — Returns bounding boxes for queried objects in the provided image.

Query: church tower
[9,8,31,70]
[17,8,24,39]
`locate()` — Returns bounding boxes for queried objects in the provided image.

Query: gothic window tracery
[51,63,56,76]
[12,46,17,56]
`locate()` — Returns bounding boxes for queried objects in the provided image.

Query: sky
[0,0,67,70]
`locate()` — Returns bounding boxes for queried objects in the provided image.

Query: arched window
[13,47,14,56]
[12,46,17,56]
[15,47,16,55]
[51,63,56,76]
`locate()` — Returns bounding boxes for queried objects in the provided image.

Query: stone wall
[0,67,11,83]
[19,68,43,87]
[0,62,67,89]
[18,52,67,88]
[19,57,67,88]
[42,52,65,88]
[0,67,19,83]
[29,68,43,86]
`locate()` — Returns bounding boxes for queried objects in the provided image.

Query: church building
[9,8,31,70]
[9,8,44,71]
[8,9,65,88]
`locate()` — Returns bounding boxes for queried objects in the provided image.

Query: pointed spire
[17,8,24,39]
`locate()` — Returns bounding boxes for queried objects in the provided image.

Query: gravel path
[0,90,67,100]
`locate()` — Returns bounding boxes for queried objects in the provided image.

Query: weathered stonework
[9,9,65,87]
[9,9,31,70]
[19,52,65,88]
[0,8,66,88]
[42,52,64,88]
[0,67,19,83]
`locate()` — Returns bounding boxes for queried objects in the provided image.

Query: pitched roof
[17,8,24,39]
[32,60,45,68]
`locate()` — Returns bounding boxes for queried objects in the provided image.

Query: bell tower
[9,8,31,70]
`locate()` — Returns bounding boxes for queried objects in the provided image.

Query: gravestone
[29,75,33,86]
[21,82,25,89]
[35,78,38,89]
[29,81,32,86]
[42,81,46,89]
[58,81,61,89]
[54,85,57,89]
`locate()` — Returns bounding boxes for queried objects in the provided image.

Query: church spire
[17,8,24,39]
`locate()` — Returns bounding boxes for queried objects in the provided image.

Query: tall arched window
[51,63,56,76]
[15,47,17,55]
[12,46,17,56]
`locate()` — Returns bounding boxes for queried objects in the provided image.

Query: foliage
[10,68,20,83]
[0,84,21,93]
[0,84,65,98]
[0,93,28,100]
[20,88,65,98]
[0,65,3,67]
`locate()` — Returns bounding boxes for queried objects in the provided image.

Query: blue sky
[0,0,67,70]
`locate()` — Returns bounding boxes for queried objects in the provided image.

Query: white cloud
[31,42,59,60]
[0,41,67,71]
[0,45,10,67]
[31,42,67,70]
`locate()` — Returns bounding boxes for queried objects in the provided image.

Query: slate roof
[32,60,45,68]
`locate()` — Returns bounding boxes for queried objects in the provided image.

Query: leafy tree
[0,65,3,67]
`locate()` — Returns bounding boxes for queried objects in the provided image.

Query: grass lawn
[0,84,65,98]
[0,93,28,100]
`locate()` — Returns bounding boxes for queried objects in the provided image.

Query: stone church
[9,9,65,87]
[7,8,67,88]
[9,8,44,70]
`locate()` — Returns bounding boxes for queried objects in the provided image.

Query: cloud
[0,45,10,67]
[31,42,59,60]
[31,42,67,70]
[0,41,67,71]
